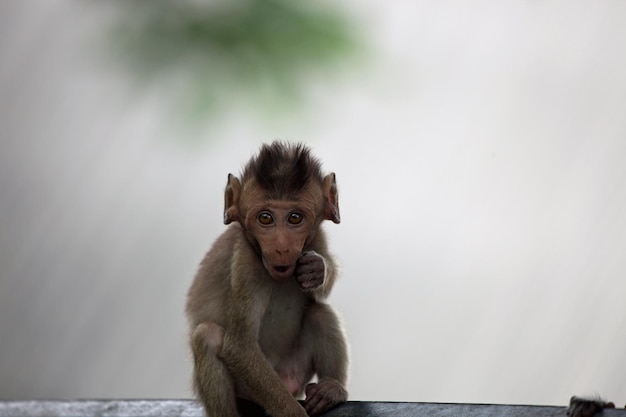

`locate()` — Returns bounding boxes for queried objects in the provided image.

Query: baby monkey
[186,141,348,417]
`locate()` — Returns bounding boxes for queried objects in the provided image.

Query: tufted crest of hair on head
[241,141,324,199]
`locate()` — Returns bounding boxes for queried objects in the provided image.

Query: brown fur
[241,142,324,200]
[186,142,348,417]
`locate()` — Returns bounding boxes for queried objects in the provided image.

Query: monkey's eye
[288,212,304,225]
[257,212,274,225]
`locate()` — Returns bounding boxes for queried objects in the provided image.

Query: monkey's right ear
[224,174,241,225]
[322,173,340,224]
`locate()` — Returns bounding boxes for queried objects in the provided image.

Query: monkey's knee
[192,322,225,356]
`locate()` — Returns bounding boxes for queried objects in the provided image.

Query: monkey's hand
[304,377,347,416]
[567,396,615,417]
[295,251,326,291]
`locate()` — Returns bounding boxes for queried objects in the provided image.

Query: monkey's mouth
[270,264,295,280]
[262,256,296,280]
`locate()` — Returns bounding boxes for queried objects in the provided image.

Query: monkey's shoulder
[196,225,256,270]
[186,225,247,325]
[205,224,245,256]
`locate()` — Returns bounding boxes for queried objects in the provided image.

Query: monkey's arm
[301,304,348,416]
[221,332,306,417]
[219,258,307,417]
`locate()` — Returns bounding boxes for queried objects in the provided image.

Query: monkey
[567,396,623,417]
[185,141,349,417]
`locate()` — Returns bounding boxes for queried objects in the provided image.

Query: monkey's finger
[297,277,316,290]
[298,250,319,259]
[295,264,322,278]
[295,273,324,290]
[305,382,340,416]
[297,251,325,266]
[295,260,322,274]
[305,382,319,397]
[304,392,327,416]
[295,264,310,275]
[296,257,324,272]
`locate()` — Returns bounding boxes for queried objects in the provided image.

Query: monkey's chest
[258,285,308,361]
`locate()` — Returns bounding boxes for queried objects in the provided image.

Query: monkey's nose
[275,247,290,255]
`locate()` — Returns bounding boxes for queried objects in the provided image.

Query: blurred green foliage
[106,0,363,124]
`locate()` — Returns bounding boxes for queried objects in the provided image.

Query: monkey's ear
[322,173,340,224]
[224,174,241,225]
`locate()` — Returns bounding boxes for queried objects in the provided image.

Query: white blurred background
[1,0,626,407]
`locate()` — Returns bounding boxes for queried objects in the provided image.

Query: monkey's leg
[301,303,348,416]
[192,322,239,417]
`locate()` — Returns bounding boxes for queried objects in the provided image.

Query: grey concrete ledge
[1,400,625,417]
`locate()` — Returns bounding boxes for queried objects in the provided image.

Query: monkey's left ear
[323,173,340,224]
[224,174,241,225]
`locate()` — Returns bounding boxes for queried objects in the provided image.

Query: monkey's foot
[567,396,616,417]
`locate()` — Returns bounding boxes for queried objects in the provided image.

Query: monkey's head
[223,142,339,281]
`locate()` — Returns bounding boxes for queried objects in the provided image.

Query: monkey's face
[246,201,316,281]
